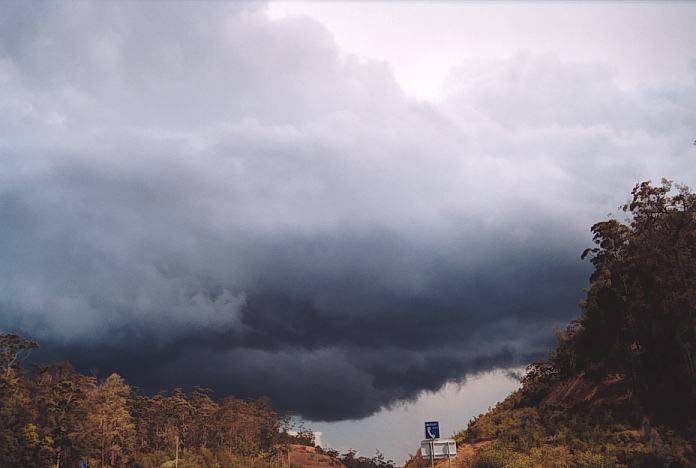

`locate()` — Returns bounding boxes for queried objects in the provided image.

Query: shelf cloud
[1,2,694,420]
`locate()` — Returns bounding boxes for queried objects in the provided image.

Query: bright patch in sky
[267,1,696,100]
[311,369,521,465]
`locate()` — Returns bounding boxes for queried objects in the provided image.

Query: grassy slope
[406,182,696,467]
[405,370,695,468]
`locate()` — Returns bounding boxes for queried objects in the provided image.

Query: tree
[0,332,37,378]
[0,332,315,467]
[187,387,219,449]
[558,179,696,426]
[34,362,95,468]
[82,374,135,467]
[0,332,50,468]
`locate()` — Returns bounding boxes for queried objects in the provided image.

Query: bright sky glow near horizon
[1,1,695,465]
[310,370,521,464]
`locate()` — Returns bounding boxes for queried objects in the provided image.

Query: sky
[1,1,695,464]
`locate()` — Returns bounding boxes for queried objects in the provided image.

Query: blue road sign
[424,421,440,439]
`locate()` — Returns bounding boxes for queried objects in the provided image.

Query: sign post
[424,421,439,468]
[421,422,456,467]
[430,438,434,468]
[446,439,452,468]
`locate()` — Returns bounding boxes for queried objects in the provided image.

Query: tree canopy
[433,180,696,467]
[559,179,696,426]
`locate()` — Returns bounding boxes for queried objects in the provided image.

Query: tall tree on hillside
[130,395,155,458]
[0,333,37,378]
[556,180,696,426]
[82,374,135,467]
[0,333,52,467]
[34,362,96,468]
[188,387,219,449]
[162,389,193,456]
[215,396,280,457]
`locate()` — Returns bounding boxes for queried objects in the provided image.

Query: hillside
[288,444,346,468]
[405,181,696,467]
[0,332,400,468]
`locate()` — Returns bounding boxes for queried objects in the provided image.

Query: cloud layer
[1,2,694,420]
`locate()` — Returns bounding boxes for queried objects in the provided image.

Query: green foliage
[0,334,52,467]
[473,445,536,468]
[0,332,37,376]
[562,180,696,426]
[460,181,696,467]
[333,448,396,468]
[0,331,318,468]
[473,443,621,468]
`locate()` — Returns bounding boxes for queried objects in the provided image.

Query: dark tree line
[318,448,395,468]
[549,180,696,427]
[0,331,400,468]
[447,180,696,467]
[0,332,309,467]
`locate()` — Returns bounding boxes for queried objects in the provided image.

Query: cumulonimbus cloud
[0,2,694,420]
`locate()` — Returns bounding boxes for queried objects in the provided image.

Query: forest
[0,332,396,468]
[405,180,696,467]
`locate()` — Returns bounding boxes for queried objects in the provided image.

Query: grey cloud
[1,2,695,420]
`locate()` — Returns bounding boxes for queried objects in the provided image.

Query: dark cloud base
[2,1,691,422]
[27,239,589,421]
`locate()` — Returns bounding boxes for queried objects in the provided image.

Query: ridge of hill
[288,444,346,468]
[405,180,696,467]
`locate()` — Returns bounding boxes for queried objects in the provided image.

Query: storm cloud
[1,2,695,420]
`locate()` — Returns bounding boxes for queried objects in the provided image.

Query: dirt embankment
[540,371,631,407]
[403,440,492,468]
[287,444,346,468]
